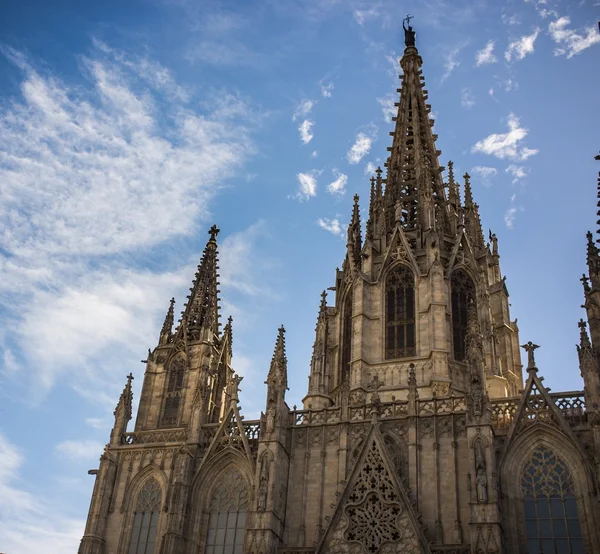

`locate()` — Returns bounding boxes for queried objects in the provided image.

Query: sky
[0,0,598,551]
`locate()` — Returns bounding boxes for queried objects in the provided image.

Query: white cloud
[475,41,497,66]
[501,13,520,25]
[471,166,498,186]
[441,42,467,82]
[327,169,348,196]
[298,119,314,143]
[56,439,105,461]
[365,161,377,175]
[320,80,334,98]
[0,44,260,397]
[377,93,397,122]
[317,218,343,236]
[353,8,379,25]
[85,417,109,430]
[311,150,318,158]
[461,88,476,109]
[549,17,600,58]
[292,99,315,121]
[505,28,541,62]
[295,171,319,200]
[472,113,538,161]
[347,128,377,164]
[0,432,84,553]
[505,164,528,183]
[504,193,521,229]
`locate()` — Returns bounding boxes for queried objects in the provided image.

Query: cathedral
[79,21,600,554]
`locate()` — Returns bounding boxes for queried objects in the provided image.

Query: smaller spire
[346,195,363,269]
[267,325,288,390]
[319,290,327,317]
[587,231,600,276]
[463,173,473,208]
[111,373,134,445]
[375,166,383,198]
[223,315,233,358]
[447,160,460,206]
[160,297,175,343]
[578,319,592,353]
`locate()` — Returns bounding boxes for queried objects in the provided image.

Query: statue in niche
[257,457,269,512]
[476,467,488,503]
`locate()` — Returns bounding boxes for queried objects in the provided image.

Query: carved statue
[520,341,540,370]
[476,467,488,503]
[402,15,416,48]
[470,373,483,417]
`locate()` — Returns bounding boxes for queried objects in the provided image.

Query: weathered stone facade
[79,23,600,554]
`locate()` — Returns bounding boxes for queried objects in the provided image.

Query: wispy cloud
[56,440,105,461]
[442,42,467,81]
[0,432,83,553]
[327,169,348,196]
[320,80,334,98]
[505,164,528,183]
[471,166,498,186]
[353,7,379,26]
[377,93,396,122]
[347,127,377,164]
[295,171,319,200]
[505,28,541,62]
[548,17,600,58]
[317,218,343,236]
[292,99,315,121]
[501,13,520,26]
[472,113,538,161]
[365,161,377,175]
[298,119,314,143]
[461,88,476,109]
[504,193,521,229]
[475,40,497,66]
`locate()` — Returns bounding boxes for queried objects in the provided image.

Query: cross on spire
[208,224,220,241]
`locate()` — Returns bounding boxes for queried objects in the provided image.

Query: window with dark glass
[128,477,161,554]
[451,269,475,362]
[205,468,249,554]
[521,446,584,554]
[341,291,352,383]
[161,357,185,427]
[385,265,415,359]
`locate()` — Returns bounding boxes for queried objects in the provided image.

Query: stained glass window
[341,291,352,383]
[385,265,415,359]
[205,468,249,554]
[128,477,161,554]
[521,446,584,554]
[451,269,475,362]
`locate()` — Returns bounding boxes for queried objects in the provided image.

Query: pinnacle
[267,325,288,389]
[463,172,473,207]
[578,319,591,350]
[160,297,175,339]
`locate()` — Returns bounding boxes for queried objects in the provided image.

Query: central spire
[380,18,448,235]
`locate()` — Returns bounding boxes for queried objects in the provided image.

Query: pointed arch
[160,354,186,427]
[500,426,600,553]
[384,263,416,359]
[450,268,476,362]
[186,449,254,553]
[340,288,353,384]
[118,465,167,554]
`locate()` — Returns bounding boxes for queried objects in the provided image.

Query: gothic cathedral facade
[79,24,600,554]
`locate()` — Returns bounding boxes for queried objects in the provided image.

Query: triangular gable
[317,424,430,554]
[198,403,253,468]
[501,369,585,466]
[378,225,420,279]
[445,228,478,278]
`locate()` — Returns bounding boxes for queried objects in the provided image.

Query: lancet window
[385,265,416,359]
[161,357,185,427]
[205,468,249,554]
[128,477,162,554]
[341,290,352,383]
[521,446,584,554]
[451,269,475,362]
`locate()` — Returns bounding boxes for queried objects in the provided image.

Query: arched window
[385,265,415,359]
[128,477,161,554]
[341,291,352,383]
[521,446,584,554]
[205,468,249,554]
[451,269,475,362]
[161,357,185,427]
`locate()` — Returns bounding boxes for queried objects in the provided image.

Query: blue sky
[0,0,598,551]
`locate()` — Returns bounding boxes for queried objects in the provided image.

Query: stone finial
[521,341,540,371]
[578,319,592,352]
[208,224,220,242]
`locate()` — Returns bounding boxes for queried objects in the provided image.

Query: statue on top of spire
[403,14,416,48]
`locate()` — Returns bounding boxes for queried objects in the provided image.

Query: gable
[317,425,430,554]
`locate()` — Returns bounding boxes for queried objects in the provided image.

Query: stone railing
[121,428,187,445]
[491,391,586,430]
[418,396,466,416]
[295,407,342,426]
